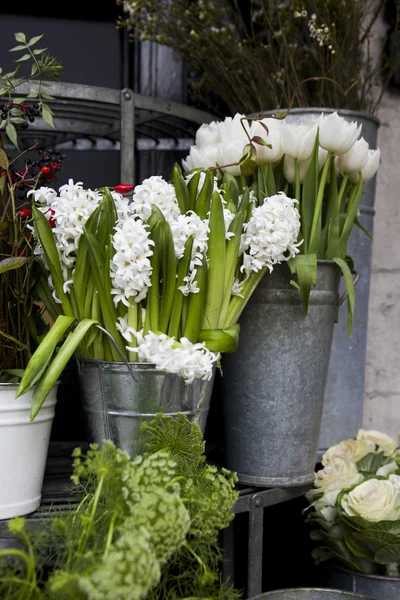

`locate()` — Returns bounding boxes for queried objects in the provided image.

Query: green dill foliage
[0,414,240,599]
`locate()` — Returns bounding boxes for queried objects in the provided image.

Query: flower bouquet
[306,429,400,578]
[18,167,301,424]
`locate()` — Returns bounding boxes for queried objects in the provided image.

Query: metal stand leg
[222,523,235,587]
[120,88,135,184]
[248,493,264,597]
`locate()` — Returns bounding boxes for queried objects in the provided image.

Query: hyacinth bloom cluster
[306,429,400,577]
[184,111,382,332]
[22,162,301,412]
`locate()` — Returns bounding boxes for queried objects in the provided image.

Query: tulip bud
[281,122,318,161]
[182,144,221,172]
[349,148,381,183]
[336,137,369,175]
[283,155,311,184]
[319,111,362,155]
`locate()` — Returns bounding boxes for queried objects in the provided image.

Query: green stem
[103,511,119,556]
[225,267,267,326]
[308,151,332,253]
[294,158,301,202]
[337,173,349,212]
[77,474,105,558]
[128,302,138,362]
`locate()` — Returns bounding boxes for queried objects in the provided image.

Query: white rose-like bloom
[195,121,221,148]
[281,122,318,161]
[319,111,362,155]
[314,489,341,524]
[313,458,363,495]
[322,439,376,466]
[356,429,398,456]
[130,176,180,222]
[110,216,154,306]
[349,148,381,184]
[128,331,219,384]
[218,140,248,176]
[342,478,400,522]
[335,137,369,175]
[240,192,301,275]
[250,118,283,164]
[283,155,311,184]
[377,462,399,477]
[182,144,221,172]
[217,113,250,142]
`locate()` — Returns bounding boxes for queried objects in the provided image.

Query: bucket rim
[78,359,157,368]
[250,587,375,599]
[249,107,380,127]
[332,564,400,583]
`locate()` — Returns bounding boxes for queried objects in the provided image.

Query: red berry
[114,184,133,194]
[18,208,32,219]
[41,166,51,175]
[17,169,25,176]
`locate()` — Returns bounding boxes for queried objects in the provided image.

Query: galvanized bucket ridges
[329,565,400,600]
[250,588,373,599]
[78,361,215,457]
[222,261,340,487]
[257,108,379,452]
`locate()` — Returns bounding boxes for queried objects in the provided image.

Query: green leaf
[6,122,19,149]
[265,162,276,196]
[239,158,257,177]
[195,170,214,219]
[172,163,190,214]
[41,103,54,128]
[198,324,240,353]
[39,92,54,100]
[0,330,28,350]
[159,219,177,334]
[31,63,38,76]
[337,177,364,258]
[356,451,387,475]
[333,257,355,336]
[187,170,202,211]
[0,256,29,274]
[202,192,226,329]
[0,147,9,170]
[183,259,207,343]
[288,253,317,313]
[9,45,27,52]
[27,91,39,98]
[168,235,194,339]
[14,33,27,43]
[375,543,400,565]
[33,48,45,55]
[16,315,75,397]
[27,35,43,46]
[251,135,272,148]
[300,132,319,253]
[30,319,97,420]
[354,217,372,240]
[15,54,31,62]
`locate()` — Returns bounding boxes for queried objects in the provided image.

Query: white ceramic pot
[0,384,57,520]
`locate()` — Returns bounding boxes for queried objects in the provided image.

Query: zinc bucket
[221,261,340,487]
[329,565,400,600]
[78,360,215,457]
[249,588,373,599]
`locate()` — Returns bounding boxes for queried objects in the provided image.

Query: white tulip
[342,478,400,522]
[349,148,381,183]
[182,144,220,172]
[195,121,220,148]
[356,429,398,456]
[250,118,283,164]
[218,140,248,176]
[336,137,369,175]
[318,147,329,170]
[281,122,318,161]
[283,155,311,184]
[217,112,250,142]
[322,438,376,466]
[318,111,362,155]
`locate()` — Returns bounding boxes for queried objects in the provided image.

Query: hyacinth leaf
[16,315,75,398]
[195,170,214,219]
[97,188,117,250]
[30,319,97,420]
[334,257,355,336]
[256,164,267,203]
[202,192,226,329]
[300,133,320,254]
[265,162,277,197]
[238,186,250,217]
[288,253,317,314]
[223,171,239,206]
[226,267,266,326]
[159,220,177,334]
[84,228,124,360]
[147,222,161,333]
[198,324,240,353]
[32,204,74,318]
[172,163,190,214]
[219,209,247,328]
[73,204,102,316]
[183,259,207,343]
[336,176,364,259]
[35,270,61,322]
[0,256,29,274]
[168,235,194,339]
[187,170,202,211]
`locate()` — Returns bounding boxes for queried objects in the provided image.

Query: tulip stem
[308,151,332,254]
[294,158,301,202]
[337,173,349,212]
[128,303,138,362]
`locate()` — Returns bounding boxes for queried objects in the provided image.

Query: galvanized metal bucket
[256,108,379,453]
[221,261,340,487]
[329,565,400,600]
[250,588,373,599]
[78,360,215,457]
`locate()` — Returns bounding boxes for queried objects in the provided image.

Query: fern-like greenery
[0,414,240,600]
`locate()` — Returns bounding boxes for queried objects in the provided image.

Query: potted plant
[0,32,64,519]
[117,0,397,455]
[306,428,400,600]
[0,413,241,599]
[177,111,380,487]
[19,158,301,456]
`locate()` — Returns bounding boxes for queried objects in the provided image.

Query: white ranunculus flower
[356,429,398,456]
[349,148,381,183]
[377,462,399,477]
[195,121,220,148]
[182,144,221,172]
[250,118,283,164]
[322,439,376,466]
[314,489,340,524]
[335,137,369,175]
[313,458,364,494]
[342,478,400,522]
[281,122,318,161]
[318,111,362,155]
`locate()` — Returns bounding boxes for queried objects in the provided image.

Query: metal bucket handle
[338,270,360,307]
[77,324,138,382]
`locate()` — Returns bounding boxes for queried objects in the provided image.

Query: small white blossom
[169,211,209,270]
[130,176,180,222]
[232,278,244,298]
[116,315,137,343]
[178,269,200,296]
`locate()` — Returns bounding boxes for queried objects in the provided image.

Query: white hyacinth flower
[130,175,181,222]
[116,315,137,344]
[178,268,200,296]
[240,192,302,275]
[169,211,209,269]
[110,216,154,306]
[29,185,57,206]
[127,331,219,384]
